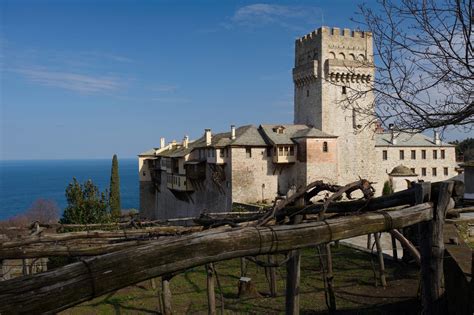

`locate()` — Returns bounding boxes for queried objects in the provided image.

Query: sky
[0,0,471,160]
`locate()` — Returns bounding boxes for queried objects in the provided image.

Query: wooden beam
[0,203,433,314]
[325,243,336,312]
[161,275,172,315]
[286,214,303,315]
[267,255,277,297]
[389,229,420,265]
[419,181,453,315]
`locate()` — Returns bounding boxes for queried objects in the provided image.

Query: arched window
[349,53,356,60]
[358,54,366,61]
[338,52,346,60]
[329,52,336,59]
[323,142,328,152]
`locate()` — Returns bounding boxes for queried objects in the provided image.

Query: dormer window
[273,126,286,134]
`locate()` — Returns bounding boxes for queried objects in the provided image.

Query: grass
[61,245,420,314]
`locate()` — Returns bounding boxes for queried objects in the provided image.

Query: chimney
[391,129,397,145]
[183,135,189,148]
[205,129,212,146]
[160,137,165,148]
[434,130,441,145]
[231,125,236,140]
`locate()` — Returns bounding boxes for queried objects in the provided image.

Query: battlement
[296,26,371,45]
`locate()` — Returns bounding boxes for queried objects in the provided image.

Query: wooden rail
[0,203,433,314]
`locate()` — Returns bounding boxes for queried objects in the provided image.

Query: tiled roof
[138,148,156,156]
[260,124,336,145]
[375,132,454,147]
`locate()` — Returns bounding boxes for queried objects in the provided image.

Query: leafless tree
[353,0,473,132]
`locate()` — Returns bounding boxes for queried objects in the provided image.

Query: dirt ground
[61,245,420,314]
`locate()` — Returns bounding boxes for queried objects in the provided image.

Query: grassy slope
[61,245,420,314]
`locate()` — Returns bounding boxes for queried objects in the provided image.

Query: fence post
[206,264,216,315]
[325,243,336,312]
[374,232,387,287]
[267,255,277,297]
[419,181,453,315]
[161,275,173,315]
[285,214,303,315]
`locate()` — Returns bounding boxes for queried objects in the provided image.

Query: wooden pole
[206,264,216,315]
[150,278,156,290]
[325,243,336,312]
[367,234,372,249]
[389,229,420,265]
[240,257,246,277]
[161,275,172,315]
[419,181,453,315]
[0,203,434,314]
[286,214,303,315]
[268,255,277,297]
[373,232,387,287]
[391,233,398,261]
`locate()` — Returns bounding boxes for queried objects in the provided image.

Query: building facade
[138,26,458,220]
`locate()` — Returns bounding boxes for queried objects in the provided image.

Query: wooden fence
[0,180,465,314]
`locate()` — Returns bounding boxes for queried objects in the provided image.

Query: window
[421,168,427,176]
[399,150,404,160]
[342,86,347,94]
[422,150,426,159]
[432,167,437,176]
[411,150,416,159]
[306,90,309,97]
[441,150,445,159]
[289,146,295,156]
[266,147,272,157]
[142,171,146,176]
[278,147,283,156]
[323,142,328,152]
[382,150,388,160]
[246,148,252,158]
[410,168,416,174]
[433,150,438,159]
[219,149,224,158]
[444,167,448,176]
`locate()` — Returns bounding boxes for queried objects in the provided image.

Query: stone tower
[293,27,377,184]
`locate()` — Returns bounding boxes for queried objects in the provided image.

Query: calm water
[0,159,138,220]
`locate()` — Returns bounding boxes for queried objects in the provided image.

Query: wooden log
[389,229,420,265]
[206,264,216,315]
[0,203,434,314]
[373,232,387,287]
[1,226,203,248]
[286,214,303,315]
[161,275,172,315]
[419,181,453,315]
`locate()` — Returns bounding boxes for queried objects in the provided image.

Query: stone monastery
[138,26,458,220]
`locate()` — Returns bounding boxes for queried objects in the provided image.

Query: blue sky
[0,0,471,160]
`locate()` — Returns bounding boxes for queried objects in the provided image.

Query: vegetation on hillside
[60,178,110,224]
[450,138,474,162]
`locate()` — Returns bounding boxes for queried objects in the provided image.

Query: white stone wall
[374,145,458,194]
[230,147,293,204]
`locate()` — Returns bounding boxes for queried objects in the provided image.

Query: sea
[0,159,139,221]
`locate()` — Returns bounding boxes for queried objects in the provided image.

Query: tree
[109,154,121,217]
[354,0,473,132]
[61,178,109,224]
[451,137,474,161]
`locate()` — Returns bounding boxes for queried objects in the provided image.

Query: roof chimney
[231,125,236,140]
[205,129,212,146]
[183,135,189,148]
[391,129,397,145]
[160,137,165,148]
[434,130,441,145]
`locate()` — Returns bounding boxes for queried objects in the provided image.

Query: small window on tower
[342,86,347,94]
[306,90,309,97]
[323,142,328,152]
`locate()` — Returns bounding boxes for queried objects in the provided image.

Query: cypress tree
[109,154,121,217]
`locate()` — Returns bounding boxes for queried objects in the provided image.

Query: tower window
[323,142,328,152]
[306,90,309,97]
[342,86,347,94]
[382,150,387,160]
